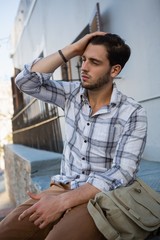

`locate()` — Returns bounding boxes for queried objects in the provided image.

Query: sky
[0,0,20,81]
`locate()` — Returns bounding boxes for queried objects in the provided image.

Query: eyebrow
[82,55,103,64]
[90,57,102,63]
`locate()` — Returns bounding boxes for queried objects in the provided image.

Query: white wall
[12,0,160,161]
[141,98,160,161]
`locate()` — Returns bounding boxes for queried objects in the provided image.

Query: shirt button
[82,171,85,174]
[84,140,87,143]
[87,123,90,126]
[82,157,85,160]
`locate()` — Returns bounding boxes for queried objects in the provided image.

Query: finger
[29,212,41,222]
[27,191,41,200]
[39,220,48,229]
[34,217,44,226]
[92,31,107,36]
[18,207,35,221]
[87,31,107,40]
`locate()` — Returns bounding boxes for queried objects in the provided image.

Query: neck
[88,82,113,114]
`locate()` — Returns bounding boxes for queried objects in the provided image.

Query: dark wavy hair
[88,33,131,69]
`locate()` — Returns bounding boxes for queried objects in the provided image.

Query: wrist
[58,50,68,63]
[58,183,100,210]
[58,191,72,211]
[61,44,80,61]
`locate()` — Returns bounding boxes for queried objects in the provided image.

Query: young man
[0,32,147,239]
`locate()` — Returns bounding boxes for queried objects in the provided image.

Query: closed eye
[90,59,101,65]
[81,56,102,66]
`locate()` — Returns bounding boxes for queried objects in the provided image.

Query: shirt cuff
[87,175,110,192]
[87,173,124,193]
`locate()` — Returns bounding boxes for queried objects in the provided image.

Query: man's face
[80,43,112,90]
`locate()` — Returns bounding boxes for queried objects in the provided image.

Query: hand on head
[73,31,107,56]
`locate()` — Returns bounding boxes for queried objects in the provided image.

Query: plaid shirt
[16,61,147,192]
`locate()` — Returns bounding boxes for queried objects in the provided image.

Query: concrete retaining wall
[4,144,62,206]
[4,144,160,207]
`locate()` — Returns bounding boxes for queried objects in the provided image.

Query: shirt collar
[109,82,121,107]
[80,83,121,107]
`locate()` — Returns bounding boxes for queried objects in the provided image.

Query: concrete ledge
[4,144,160,207]
[4,144,62,206]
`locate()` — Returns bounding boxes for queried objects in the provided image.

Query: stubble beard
[81,72,111,90]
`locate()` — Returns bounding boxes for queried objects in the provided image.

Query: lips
[81,74,89,81]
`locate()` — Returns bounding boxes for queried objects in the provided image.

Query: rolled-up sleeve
[16,58,52,86]
[15,59,68,109]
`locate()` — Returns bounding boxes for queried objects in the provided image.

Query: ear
[110,65,121,78]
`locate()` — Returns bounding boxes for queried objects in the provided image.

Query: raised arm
[31,31,106,73]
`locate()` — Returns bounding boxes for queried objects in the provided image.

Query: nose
[81,60,89,72]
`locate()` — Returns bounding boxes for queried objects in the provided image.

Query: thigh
[45,203,106,240]
[0,198,53,240]
[0,184,70,240]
